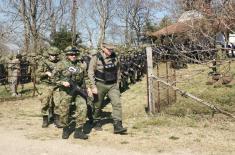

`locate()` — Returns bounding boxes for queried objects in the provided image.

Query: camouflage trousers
[38,84,60,116]
[53,88,87,128]
[93,81,122,122]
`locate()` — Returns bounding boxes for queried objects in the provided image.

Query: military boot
[93,121,103,131]
[62,126,72,139]
[42,116,49,128]
[74,127,88,140]
[54,114,64,128]
[113,120,127,134]
[92,109,102,131]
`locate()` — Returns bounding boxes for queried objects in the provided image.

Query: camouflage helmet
[8,53,14,60]
[47,46,60,55]
[21,52,27,57]
[64,46,79,55]
[29,52,37,57]
[102,42,116,49]
[16,53,22,59]
[89,49,97,56]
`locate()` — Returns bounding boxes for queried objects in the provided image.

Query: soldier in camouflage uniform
[119,53,129,92]
[54,46,90,140]
[36,47,63,128]
[19,52,30,84]
[87,43,127,134]
[8,53,21,97]
[28,52,38,82]
[0,54,6,85]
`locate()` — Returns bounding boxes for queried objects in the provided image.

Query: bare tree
[71,0,78,46]
[94,0,116,46]
[116,0,155,46]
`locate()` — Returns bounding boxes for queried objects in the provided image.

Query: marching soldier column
[0,44,149,140]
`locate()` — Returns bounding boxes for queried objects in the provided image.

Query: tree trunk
[49,0,56,41]
[71,0,77,46]
[98,20,105,47]
[20,0,30,53]
[30,0,38,54]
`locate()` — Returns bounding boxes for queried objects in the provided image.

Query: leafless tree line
[0,0,159,53]
[0,0,234,54]
[153,0,235,48]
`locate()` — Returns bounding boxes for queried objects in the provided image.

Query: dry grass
[0,61,234,154]
[0,82,36,98]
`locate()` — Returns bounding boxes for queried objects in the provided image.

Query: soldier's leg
[93,82,108,120]
[41,96,51,128]
[48,94,54,123]
[107,84,122,122]
[52,88,64,128]
[15,70,20,95]
[9,76,17,96]
[108,84,127,134]
[92,82,108,130]
[124,77,129,90]
[53,90,70,127]
[73,96,88,139]
[130,72,134,84]
[39,86,53,128]
[56,91,73,139]
[86,96,94,123]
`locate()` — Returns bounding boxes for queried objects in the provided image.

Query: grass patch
[132,115,198,129]
[160,62,235,116]
[0,83,36,98]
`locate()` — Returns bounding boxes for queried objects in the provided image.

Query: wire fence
[152,61,176,113]
[146,46,235,116]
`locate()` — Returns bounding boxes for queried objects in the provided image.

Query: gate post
[146,47,154,114]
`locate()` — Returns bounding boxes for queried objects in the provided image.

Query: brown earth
[0,76,235,155]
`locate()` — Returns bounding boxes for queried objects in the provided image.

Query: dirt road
[0,77,234,155]
[0,128,151,155]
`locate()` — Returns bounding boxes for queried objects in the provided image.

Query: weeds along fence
[0,63,37,101]
[146,46,235,118]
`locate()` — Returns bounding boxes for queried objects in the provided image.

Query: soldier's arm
[117,58,121,85]
[53,62,67,84]
[35,62,46,78]
[87,55,97,88]
[79,61,92,96]
[81,61,90,85]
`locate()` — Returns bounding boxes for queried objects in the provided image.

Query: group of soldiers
[0,52,38,96]
[38,44,134,139]
[119,49,147,92]
[0,44,148,140]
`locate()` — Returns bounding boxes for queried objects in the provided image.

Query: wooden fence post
[146,46,154,114]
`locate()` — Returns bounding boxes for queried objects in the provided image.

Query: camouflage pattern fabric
[54,58,88,128]
[8,58,21,96]
[36,58,60,116]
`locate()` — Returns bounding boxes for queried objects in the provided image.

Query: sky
[0,0,170,48]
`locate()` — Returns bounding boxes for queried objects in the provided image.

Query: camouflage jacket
[36,59,59,84]
[55,59,90,94]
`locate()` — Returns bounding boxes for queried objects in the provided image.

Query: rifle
[54,66,89,98]
[68,79,88,98]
